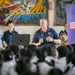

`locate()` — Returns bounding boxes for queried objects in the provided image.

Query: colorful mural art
[54,0,75,26]
[0,0,47,25]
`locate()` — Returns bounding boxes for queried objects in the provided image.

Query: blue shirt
[2,30,18,45]
[32,27,59,48]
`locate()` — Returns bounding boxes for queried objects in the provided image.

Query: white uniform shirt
[0,28,3,48]
[1,61,17,75]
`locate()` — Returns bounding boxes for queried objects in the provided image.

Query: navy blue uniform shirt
[2,30,18,45]
[32,27,59,48]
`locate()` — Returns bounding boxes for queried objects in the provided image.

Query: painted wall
[0,0,64,36]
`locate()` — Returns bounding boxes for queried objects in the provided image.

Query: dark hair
[9,44,19,55]
[36,45,56,62]
[27,44,37,51]
[66,54,73,64]
[66,54,75,66]
[15,59,31,75]
[48,68,63,75]
[0,54,3,69]
[6,21,14,26]
[66,45,74,54]
[40,18,47,20]
[27,44,37,56]
[57,45,69,58]
[15,48,32,75]
[48,45,57,56]
[71,44,75,53]
[71,54,75,65]
[21,48,32,59]
[65,54,75,73]
[3,49,13,61]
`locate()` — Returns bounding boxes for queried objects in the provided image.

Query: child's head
[48,68,63,75]
[57,45,69,58]
[3,49,13,61]
[9,44,19,55]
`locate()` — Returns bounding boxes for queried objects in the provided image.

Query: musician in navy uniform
[59,22,68,45]
[32,18,61,48]
[2,21,18,47]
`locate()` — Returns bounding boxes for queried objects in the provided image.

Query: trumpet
[60,33,68,42]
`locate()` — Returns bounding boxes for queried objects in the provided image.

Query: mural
[55,0,75,26]
[0,0,47,25]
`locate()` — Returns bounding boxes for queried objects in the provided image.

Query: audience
[55,45,69,72]
[36,46,54,75]
[1,49,17,75]
[8,44,20,65]
[15,47,37,75]
[65,54,75,75]
[0,43,75,75]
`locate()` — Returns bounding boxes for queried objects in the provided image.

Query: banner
[66,4,75,45]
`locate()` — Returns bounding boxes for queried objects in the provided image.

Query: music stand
[12,34,30,47]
